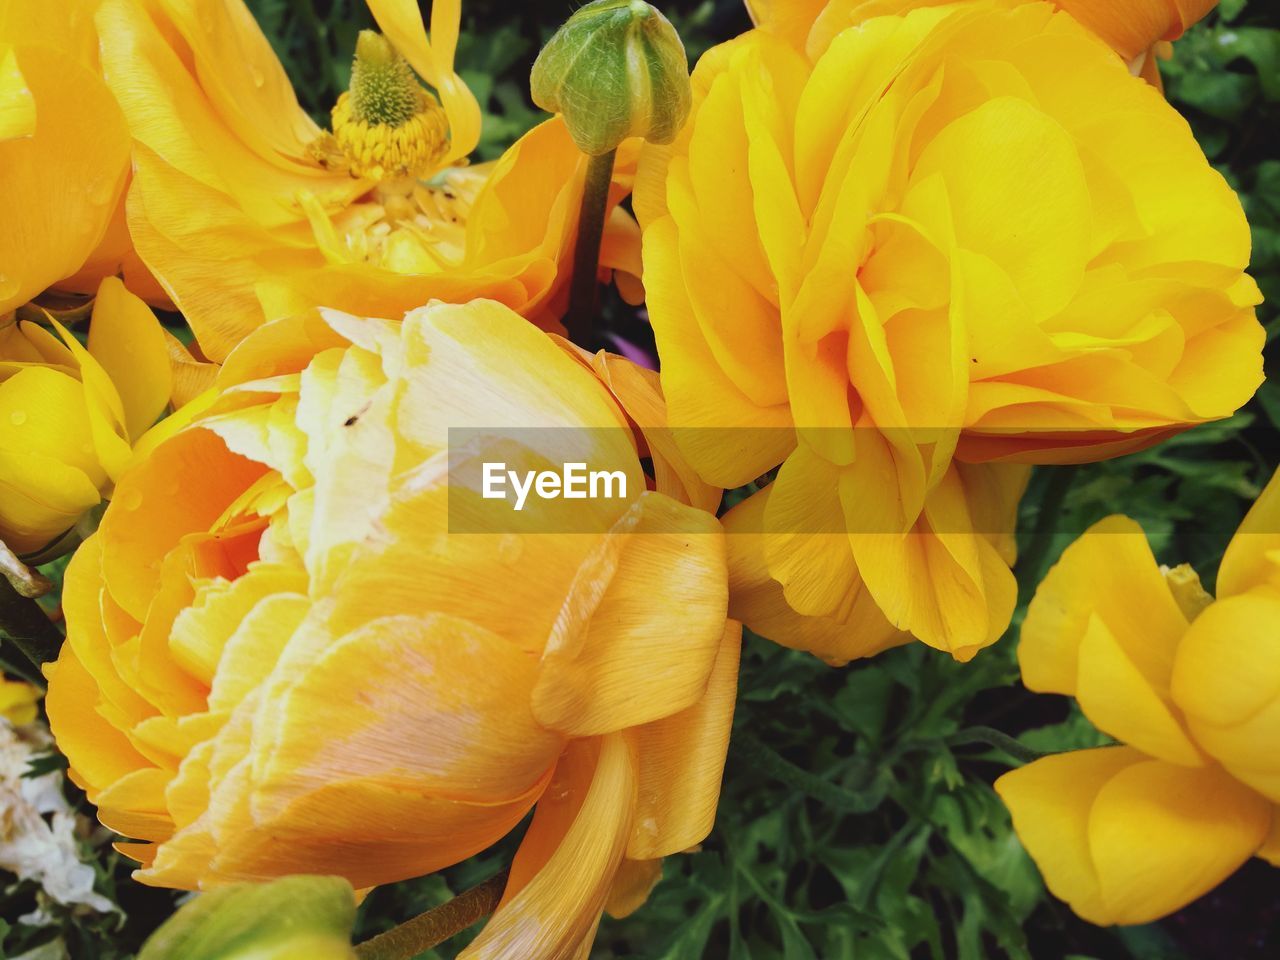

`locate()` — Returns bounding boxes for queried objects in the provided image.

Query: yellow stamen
[319,31,450,182]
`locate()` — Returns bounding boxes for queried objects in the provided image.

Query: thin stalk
[1016,465,1078,607]
[947,726,1044,766]
[354,871,509,960]
[565,148,618,347]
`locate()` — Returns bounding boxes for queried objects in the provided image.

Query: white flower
[1,720,113,917]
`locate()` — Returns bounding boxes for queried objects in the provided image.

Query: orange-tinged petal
[251,614,563,817]
[150,0,323,165]
[533,493,728,736]
[605,858,664,919]
[628,620,740,860]
[1056,0,1218,60]
[0,45,129,313]
[44,645,151,800]
[460,733,635,960]
[100,427,267,620]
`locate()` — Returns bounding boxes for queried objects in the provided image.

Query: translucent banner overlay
[445,427,1273,535]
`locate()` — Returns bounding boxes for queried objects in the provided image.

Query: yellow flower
[747,0,1218,83]
[1,278,171,556]
[45,300,737,959]
[636,0,1262,662]
[99,0,643,363]
[0,675,39,725]
[994,470,1280,926]
[0,0,146,314]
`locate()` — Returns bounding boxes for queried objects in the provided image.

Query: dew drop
[496,533,523,565]
[118,487,144,511]
[8,410,28,426]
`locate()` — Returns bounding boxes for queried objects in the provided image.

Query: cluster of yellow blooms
[0,0,1273,952]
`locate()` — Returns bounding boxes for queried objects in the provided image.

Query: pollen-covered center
[319,30,449,182]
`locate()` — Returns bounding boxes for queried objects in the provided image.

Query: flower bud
[138,876,357,960]
[531,0,692,155]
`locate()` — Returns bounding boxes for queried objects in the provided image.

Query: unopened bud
[138,875,357,960]
[531,0,692,156]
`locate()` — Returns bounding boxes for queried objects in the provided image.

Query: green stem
[565,148,618,347]
[732,732,884,814]
[0,573,61,674]
[947,726,1044,766]
[354,871,509,960]
[1015,465,1078,607]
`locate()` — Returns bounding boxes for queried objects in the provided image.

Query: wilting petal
[460,734,635,960]
[627,620,740,860]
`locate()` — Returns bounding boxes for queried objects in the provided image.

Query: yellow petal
[605,858,663,919]
[1020,515,1189,699]
[1217,467,1280,599]
[643,216,794,487]
[459,733,635,960]
[150,0,323,164]
[997,748,1271,926]
[1172,592,1280,801]
[0,46,35,141]
[88,277,173,440]
[724,486,907,666]
[0,44,129,313]
[44,645,151,801]
[533,492,728,736]
[251,613,564,819]
[365,0,480,167]
[627,620,740,860]
[1073,611,1203,765]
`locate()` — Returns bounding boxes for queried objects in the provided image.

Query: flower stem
[565,148,618,348]
[1015,465,1078,608]
[0,571,61,674]
[947,726,1045,766]
[353,870,509,960]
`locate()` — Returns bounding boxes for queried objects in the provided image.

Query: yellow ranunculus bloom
[45,299,737,959]
[1,279,171,555]
[636,0,1263,662]
[995,470,1280,926]
[0,675,39,725]
[99,0,642,363]
[1,1,128,313]
[1,0,170,309]
[747,0,1217,83]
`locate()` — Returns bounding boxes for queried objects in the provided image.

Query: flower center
[318,31,449,182]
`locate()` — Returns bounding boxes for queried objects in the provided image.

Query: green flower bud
[532,0,692,156]
[139,876,357,960]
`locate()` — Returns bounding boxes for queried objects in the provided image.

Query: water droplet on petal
[497,533,523,565]
[8,410,27,426]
